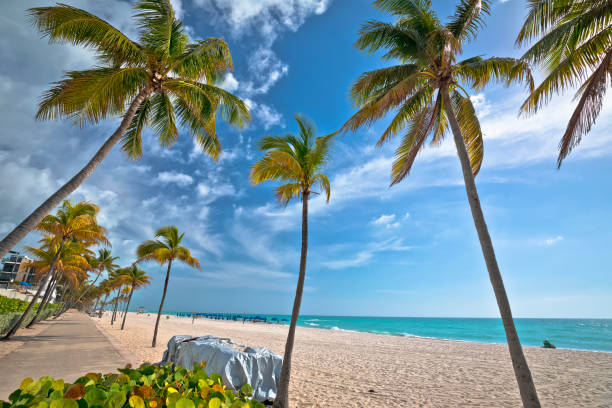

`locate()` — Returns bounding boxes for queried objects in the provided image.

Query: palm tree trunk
[2,240,66,340]
[111,288,121,325]
[121,287,134,330]
[441,87,540,408]
[42,272,62,311]
[26,269,59,328]
[99,293,109,318]
[93,297,100,315]
[273,192,309,408]
[0,87,152,260]
[152,259,173,347]
[73,269,103,306]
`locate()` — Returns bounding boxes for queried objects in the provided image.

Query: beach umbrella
[20,281,33,286]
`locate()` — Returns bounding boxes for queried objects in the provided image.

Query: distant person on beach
[243,313,246,324]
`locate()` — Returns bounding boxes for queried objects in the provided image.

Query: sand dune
[93,313,612,407]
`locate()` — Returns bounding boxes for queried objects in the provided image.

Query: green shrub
[1,362,266,408]
[0,308,57,334]
[0,295,58,314]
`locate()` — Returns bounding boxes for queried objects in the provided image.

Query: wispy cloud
[541,236,564,246]
[322,238,412,269]
[157,171,194,186]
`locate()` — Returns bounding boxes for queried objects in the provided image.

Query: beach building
[0,251,36,286]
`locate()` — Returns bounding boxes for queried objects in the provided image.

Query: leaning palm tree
[68,248,119,311]
[516,0,611,167]
[97,280,112,317]
[26,237,92,327]
[341,1,539,407]
[0,0,250,260]
[250,114,334,408]
[2,200,107,340]
[136,226,200,347]
[117,265,152,330]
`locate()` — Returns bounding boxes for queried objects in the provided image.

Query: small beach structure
[162,335,282,402]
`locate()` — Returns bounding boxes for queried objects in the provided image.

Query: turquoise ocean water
[165,312,612,352]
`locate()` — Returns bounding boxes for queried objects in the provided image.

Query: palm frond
[28,4,142,65]
[447,0,490,41]
[557,47,612,167]
[122,97,152,159]
[451,90,484,175]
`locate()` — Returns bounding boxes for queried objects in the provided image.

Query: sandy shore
[93,312,612,407]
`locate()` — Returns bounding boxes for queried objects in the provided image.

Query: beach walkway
[0,312,127,400]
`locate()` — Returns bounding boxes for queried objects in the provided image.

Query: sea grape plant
[1,362,265,408]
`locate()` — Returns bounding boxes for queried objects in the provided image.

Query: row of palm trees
[0,0,608,407]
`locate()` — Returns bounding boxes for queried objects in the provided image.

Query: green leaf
[19,378,34,391]
[129,395,145,408]
[208,398,221,408]
[240,384,252,397]
[175,398,195,408]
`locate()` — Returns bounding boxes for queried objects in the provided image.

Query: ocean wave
[305,322,319,327]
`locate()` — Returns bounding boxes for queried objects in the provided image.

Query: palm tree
[0,0,250,260]
[117,265,152,330]
[97,280,112,317]
[250,114,334,408]
[137,226,200,347]
[108,270,123,325]
[516,0,611,167]
[2,200,107,340]
[68,248,119,311]
[26,237,92,327]
[341,1,539,407]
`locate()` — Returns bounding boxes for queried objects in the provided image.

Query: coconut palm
[26,237,93,327]
[250,114,334,408]
[516,0,611,167]
[117,265,152,330]
[136,226,200,347]
[2,200,107,340]
[108,270,124,325]
[341,1,539,406]
[68,248,119,311]
[0,0,250,260]
[97,280,113,317]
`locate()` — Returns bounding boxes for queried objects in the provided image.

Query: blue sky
[1,0,611,318]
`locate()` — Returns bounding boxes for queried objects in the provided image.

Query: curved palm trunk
[111,288,121,325]
[42,272,62,311]
[93,297,100,315]
[2,240,65,340]
[441,88,540,408]
[73,269,103,307]
[121,287,134,330]
[0,87,152,260]
[273,192,309,408]
[26,269,60,328]
[152,259,173,347]
[99,293,109,318]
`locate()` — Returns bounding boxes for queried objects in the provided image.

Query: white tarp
[161,335,282,402]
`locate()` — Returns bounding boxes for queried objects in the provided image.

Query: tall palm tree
[341,1,539,407]
[250,114,334,408]
[2,200,107,340]
[516,0,611,167]
[97,280,112,317]
[0,0,250,260]
[26,237,93,327]
[108,270,123,325]
[117,265,152,330]
[69,248,119,311]
[137,226,200,347]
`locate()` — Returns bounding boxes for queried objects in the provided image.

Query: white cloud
[157,171,194,186]
[541,236,564,246]
[322,238,412,269]
[245,99,284,129]
[218,73,239,92]
[372,214,399,229]
[196,181,237,203]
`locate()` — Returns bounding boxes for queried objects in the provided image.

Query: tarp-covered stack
[161,335,282,402]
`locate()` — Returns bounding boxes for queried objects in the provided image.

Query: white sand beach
[94,312,612,407]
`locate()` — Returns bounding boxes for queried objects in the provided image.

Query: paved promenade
[0,312,127,400]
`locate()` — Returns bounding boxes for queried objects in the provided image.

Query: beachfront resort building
[0,251,37,286]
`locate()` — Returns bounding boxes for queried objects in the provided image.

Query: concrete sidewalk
[0,312,127,400]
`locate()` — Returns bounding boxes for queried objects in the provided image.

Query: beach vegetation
[2,201,108,341]
[0,0,251,262]
[117,265,152,330]
[0,362,265,408]
[136,226,201,347]
[342,0,540,406]
[517,0,612,167]
[250,114,335,408]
